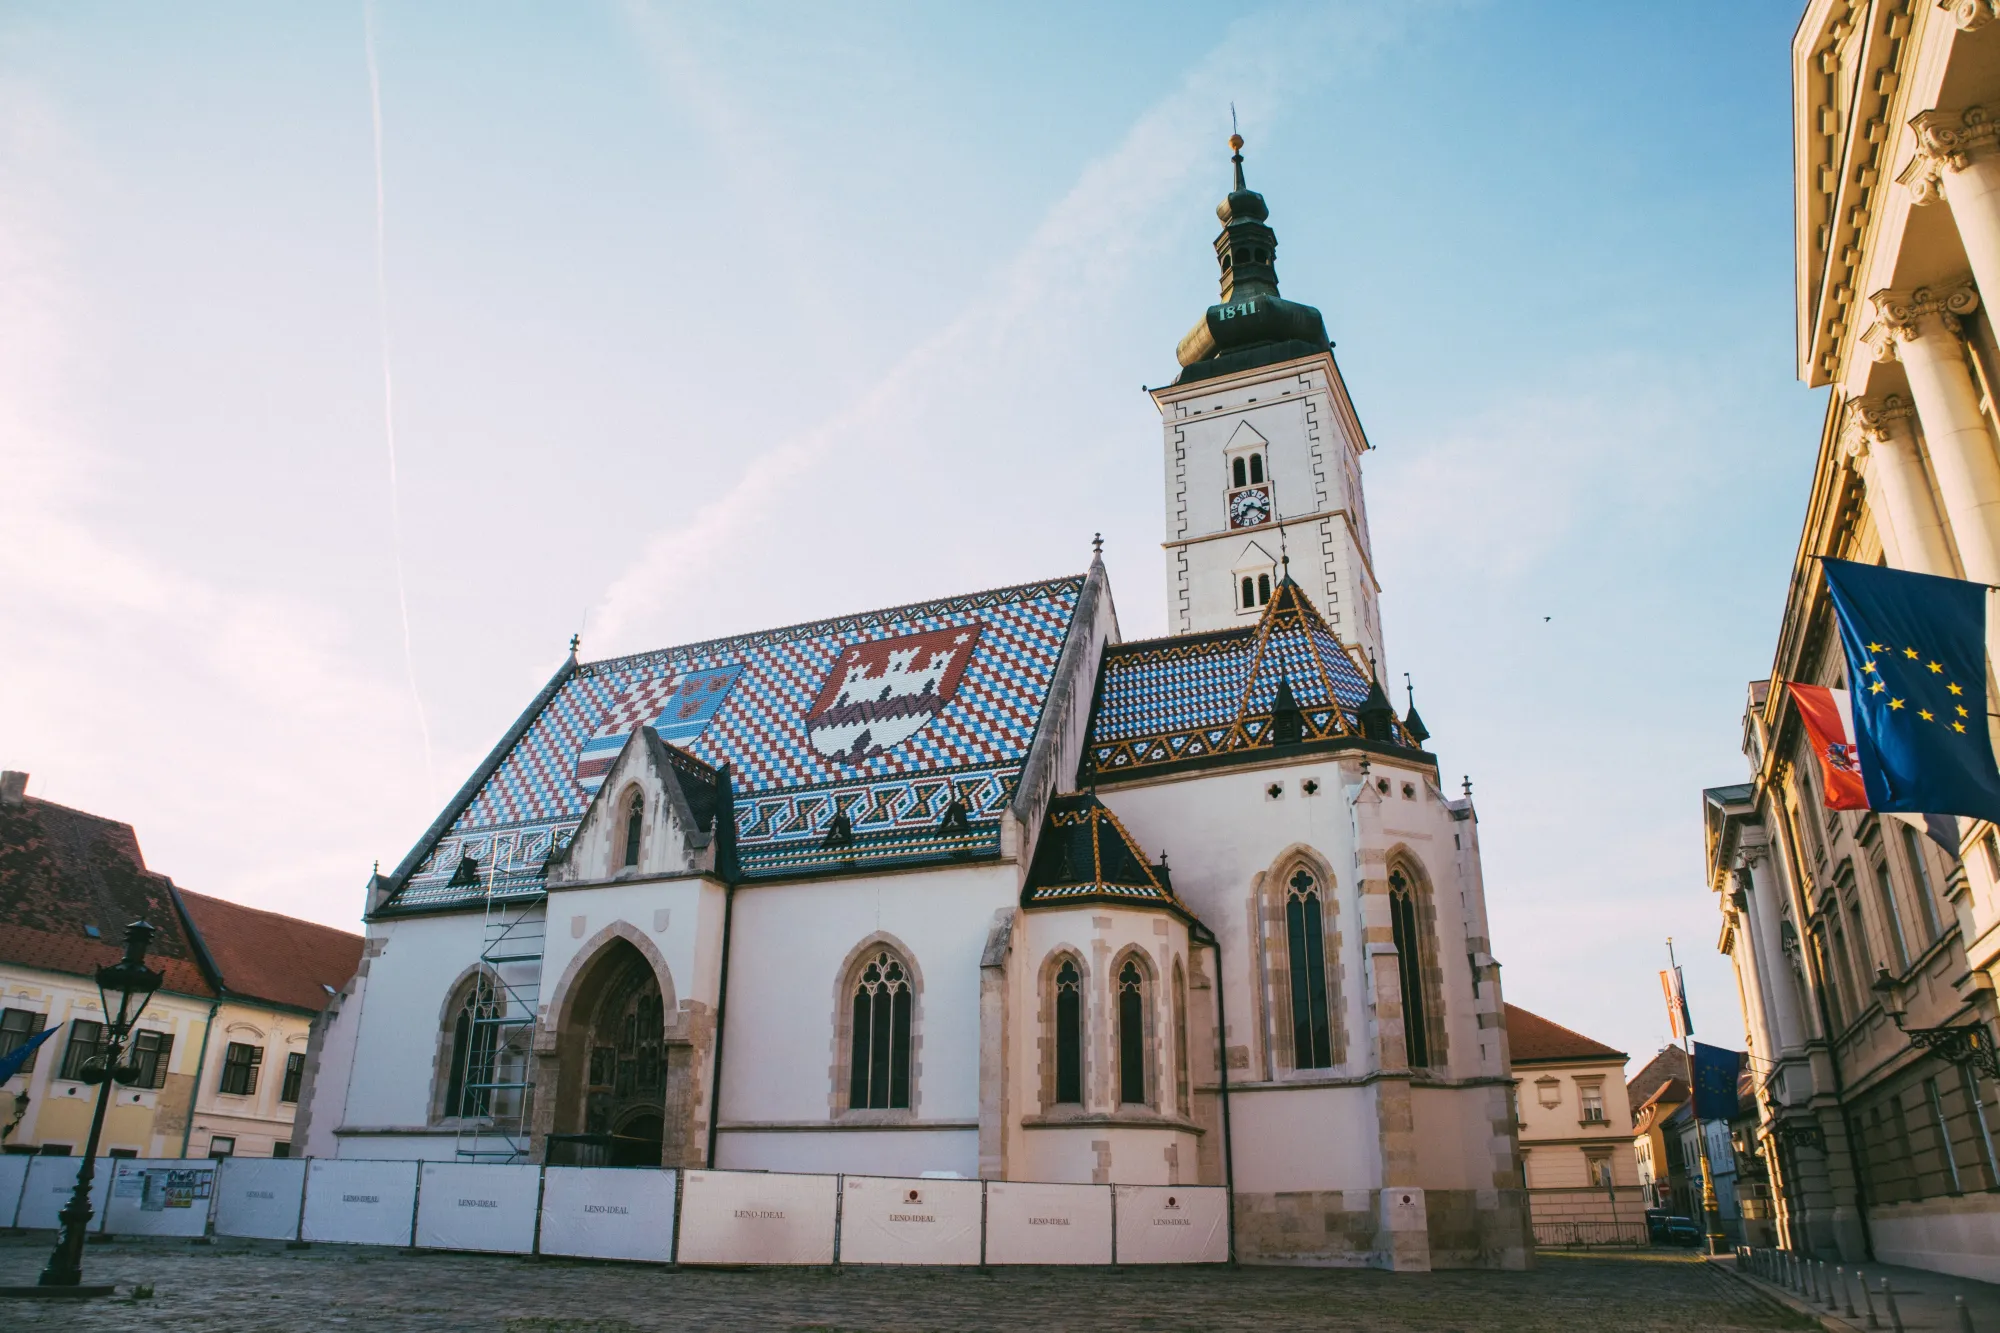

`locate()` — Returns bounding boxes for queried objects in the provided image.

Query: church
[300,138,1531,1271]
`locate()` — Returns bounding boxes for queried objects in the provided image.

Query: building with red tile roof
[1506,1004,1642,1242]
[0,771,361,1161]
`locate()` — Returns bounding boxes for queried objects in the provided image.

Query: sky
[0,2,1823,1074]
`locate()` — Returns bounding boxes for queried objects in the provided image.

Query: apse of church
[309,139,1530,1271]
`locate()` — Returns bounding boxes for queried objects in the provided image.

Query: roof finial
[1229,106,1246,192]
[1368,648,1379,681]
[568,633,580,657]
[1092,532,1104,558]
[1403,672,1414,711]
[1463,774,1474,799]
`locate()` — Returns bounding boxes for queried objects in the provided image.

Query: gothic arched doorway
[551,937,672,1168]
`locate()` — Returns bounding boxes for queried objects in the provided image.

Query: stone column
[1727,864,1776,1066]
[1742,846,1807,1056]
[1846,395,1956,575]
[1904,106,2000,315]
[1868,280,2000,585]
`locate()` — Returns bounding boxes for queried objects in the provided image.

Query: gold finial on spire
[1229,133,1244,152]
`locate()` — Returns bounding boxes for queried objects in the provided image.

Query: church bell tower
[1151,136,1383,670]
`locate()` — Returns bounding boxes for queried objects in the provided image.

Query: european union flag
[1821,558,2000,822]
[1691,1042,1742,1121]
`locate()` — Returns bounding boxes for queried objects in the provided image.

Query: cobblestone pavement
[0,1237,1814,1332]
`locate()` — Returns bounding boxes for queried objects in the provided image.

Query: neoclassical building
[305,140,1531,1270]
[1702,2,2000,1283]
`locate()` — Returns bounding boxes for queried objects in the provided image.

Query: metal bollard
[1860,1270,1880,1330]
[1956,1294,1974,1333]
[1840,1266,1858,1318]
[1793,1252,1804,1294]
[1821,1260,1835,1307]
[1882,1277,1905,1333]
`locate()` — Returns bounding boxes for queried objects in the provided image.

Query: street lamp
[1873,965,2000,1080]
[38,921,163,1289]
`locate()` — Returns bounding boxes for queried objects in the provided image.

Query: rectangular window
[0,1008,46,1075]
[1586,1153,1613,1187]
[1961,1067,1998,1189]
[1903,825,1945,941]
[281,1052,306,1104]
[127,1030,173,1090]
[273,1141,291,1159]
[1984,829,2000,881]
[1813,929,1845,1030]
[107,1147,137,1159]
[1927,1077,1962,1194]
[59,1019,106,1081]
[1875,862,1909,970]
[218,1043,262,1097]
[1579,1083,1606,1123]
[39,1143,72,1156]
[207,1135,235,1160]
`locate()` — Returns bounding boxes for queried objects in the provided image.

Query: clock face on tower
[1228,486,1271,529]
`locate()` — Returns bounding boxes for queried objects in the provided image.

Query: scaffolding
[453,866,545,1164]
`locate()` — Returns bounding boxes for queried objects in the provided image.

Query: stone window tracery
[850,950,913,1110]
[1286,868,1334,1069]
[622,790,644,868]
[443,973,502,1120]
[1054,956,1083,1105]
[1388,862,1446,1070]
[1116,957,1149,1107]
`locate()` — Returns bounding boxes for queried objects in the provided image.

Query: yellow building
[1505,1004,1644,1244]
[0,772,360,1160]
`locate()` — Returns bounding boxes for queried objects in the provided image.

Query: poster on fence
[984,1181,1112,1265]
[538,1167,677,1264]
[301,1159,419,1247]
[104,1158,216,1237]
[415,1162,541,1254]
[1113,1185,1227,1264]
[16,1157,113,1231]
[675,1169,837,1265]
[214,1157,308,1241]
[0,1153,29,1228]
[837,1175,982,1266]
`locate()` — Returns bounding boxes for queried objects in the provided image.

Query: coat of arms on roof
[807,624,983,765]
[574,665,744,793]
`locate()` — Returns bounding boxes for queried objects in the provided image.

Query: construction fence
[0,1155,1228,1267]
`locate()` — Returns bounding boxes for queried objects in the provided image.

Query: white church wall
[337,910,494,1144]
[1229,1084,1382,1194]
[1101,759,1362,1083]
[716,862,1016,1131]
[538,875,725,1029]
[1017,1126,1202,1186]
[715,1127,976,1178]
[1409,1085,1483,1190]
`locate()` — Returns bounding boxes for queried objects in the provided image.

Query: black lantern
[38,920,164,1290]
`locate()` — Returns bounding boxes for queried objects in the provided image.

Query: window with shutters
[0,1008,47,1075]
[127,1030,173,1090]
[219,1042,263,1096]
[59,1019,106,1082]
[281,1051,306,1103]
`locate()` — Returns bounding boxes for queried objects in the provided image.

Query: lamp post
[38,921,163,1289]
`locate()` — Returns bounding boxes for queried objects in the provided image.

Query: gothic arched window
[849,950,912,1110]
[1249,453,1265,484]
[1054,956,1083,1105]
[1172,960,1190,1116]
[1286,868,1334,1069]
[442,973,501,1120]
[1389,865,1444,1069]
[1117,958,1148,1106]
[623,791,644,868]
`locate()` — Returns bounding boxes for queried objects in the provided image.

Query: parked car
[1645,1211,1702,1246]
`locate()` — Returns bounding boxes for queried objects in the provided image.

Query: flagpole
[1668,938,1727,1256]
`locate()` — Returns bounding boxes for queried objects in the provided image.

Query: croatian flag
[1787,684,1963,852]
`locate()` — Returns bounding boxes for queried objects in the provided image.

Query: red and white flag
[1659,967,1692,1040]
[1787,683,1869,810]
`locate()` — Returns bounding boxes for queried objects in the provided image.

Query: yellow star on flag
[1905,647,1920,659]
[1920,709,1935,721]
[1958,706,1970,717]
[1955,722,1968,733]
[1928,661,1944,673]
[1863,661,1877,674]
[1869,642,1886,653]
[1950,683,1964,695]
[1870,682,1886,694]
[1890,698,1906,710]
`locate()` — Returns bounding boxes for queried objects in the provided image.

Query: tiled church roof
[1083,574,1413,781]
[381,575,1086,912]
[1021,792,1186,915]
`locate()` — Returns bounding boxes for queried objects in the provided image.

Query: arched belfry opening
[549,936,683,1167]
